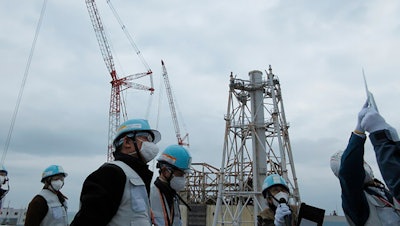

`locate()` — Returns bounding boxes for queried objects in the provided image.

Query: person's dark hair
[114,143,123,153]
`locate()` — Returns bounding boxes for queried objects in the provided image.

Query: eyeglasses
[165,166,185,177]
[173,170,185,177]
[126,132,154,143]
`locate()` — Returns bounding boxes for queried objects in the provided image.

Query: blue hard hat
[262,173,289,197]
[157,145,192,172]
[41,165,67,183]
[113,119,161,147]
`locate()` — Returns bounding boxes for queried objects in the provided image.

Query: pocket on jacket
[129,177,148,212]
[51,206,65,219]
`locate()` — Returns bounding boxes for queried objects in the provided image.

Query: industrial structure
[209,66,300,225]
[85,0,154,161]
[177,66,300,225]
[86,2,300,225]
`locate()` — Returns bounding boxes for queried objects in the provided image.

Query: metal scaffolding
[184,163,220,205]
[212,66,300,226]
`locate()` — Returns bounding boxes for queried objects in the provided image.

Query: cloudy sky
[1,0,400,216]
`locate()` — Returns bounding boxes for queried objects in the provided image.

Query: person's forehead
[52,175,65,180]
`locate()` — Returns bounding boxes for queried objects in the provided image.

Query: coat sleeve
[70,164,126,226]
[257,208,275,226]
[369,129,400,201]
[338,133,370,225]
[25,195,48,226]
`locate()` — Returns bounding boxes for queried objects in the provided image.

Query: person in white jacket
[25,165,68,226]
[330,100,400,226]
[150,144,192,226]
[71,119,161,226]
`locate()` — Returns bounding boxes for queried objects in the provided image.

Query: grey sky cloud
[1,1,400,216]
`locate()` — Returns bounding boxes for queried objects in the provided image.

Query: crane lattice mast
[213,66,300,226]
[161,60,189,146]
[85,0,154,161]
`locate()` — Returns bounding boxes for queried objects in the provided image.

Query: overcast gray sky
[1,0,400,215]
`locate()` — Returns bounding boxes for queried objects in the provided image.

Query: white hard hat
[330,150,374,183]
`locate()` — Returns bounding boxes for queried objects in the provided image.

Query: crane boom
[85,0,119,161]
[85,0,154,161]
[161,60,189,146]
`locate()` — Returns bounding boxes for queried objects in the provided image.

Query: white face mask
[139,141,159,163]
[272,191,289,206]
[170,175,186,192]
[51,179,64,191]
[0,176,6,184]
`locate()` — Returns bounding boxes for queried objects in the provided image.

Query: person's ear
[123,136,133,146]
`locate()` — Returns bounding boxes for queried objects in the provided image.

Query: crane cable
[1,0,48,164]
[106,0,152,73]
[106,0,154,119]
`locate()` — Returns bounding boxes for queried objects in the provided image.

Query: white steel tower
[213,66,300,226]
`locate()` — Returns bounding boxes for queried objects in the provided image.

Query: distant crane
[85,0,154,161]
[161,60,189,146]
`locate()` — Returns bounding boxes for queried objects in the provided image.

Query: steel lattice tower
[213,66,300,226]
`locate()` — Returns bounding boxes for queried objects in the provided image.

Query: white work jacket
[345,189,400,226]
[107,160,152,226]
[150,185,182,226]
[39,189,68,226]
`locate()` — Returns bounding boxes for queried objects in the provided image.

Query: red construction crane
[85,0,154,161]
[161,60,189,146]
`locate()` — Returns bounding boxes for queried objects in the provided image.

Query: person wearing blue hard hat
[257,173,298,226]
[71,119,161,226]
[25,165,68,226]
[150,144,192,226]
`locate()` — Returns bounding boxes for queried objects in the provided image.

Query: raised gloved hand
[361,107,400,141]
[355,100,369,134]
[274,203,291,226]
[361,108,389,133]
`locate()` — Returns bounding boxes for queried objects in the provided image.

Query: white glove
[360,108,400,141]
[355,100,369,134]
[361,108,390,133]
[274,203,291,226]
